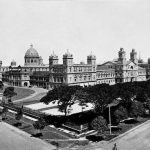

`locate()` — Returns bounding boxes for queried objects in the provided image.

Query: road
[68,120,150,150]
[101,120,150,150]
[0,122,56,150]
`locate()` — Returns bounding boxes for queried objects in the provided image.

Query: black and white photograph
[0,0,150,149]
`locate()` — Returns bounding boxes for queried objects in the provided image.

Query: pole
[109,104,111,135]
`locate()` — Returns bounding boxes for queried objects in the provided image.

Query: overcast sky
[0,0,150,66]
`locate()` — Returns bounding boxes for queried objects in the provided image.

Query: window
[74,76,77,82]
[69,67,72,72]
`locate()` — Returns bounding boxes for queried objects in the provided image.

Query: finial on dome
[30,44,33,48]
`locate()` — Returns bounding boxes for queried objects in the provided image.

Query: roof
[31,71,50,76]
[25,44,39,58]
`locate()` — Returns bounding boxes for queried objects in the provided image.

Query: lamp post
[108,104,112,135]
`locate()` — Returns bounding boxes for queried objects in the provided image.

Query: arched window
[31,59,33,63]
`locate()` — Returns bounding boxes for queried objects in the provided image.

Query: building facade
[2,45,49,88]
[97,48,146,85]
[1,46,148,89]
[49,51,97,88]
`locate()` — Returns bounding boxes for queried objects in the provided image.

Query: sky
[0,0,150,66]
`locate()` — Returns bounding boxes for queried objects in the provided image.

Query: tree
[129,101,145,118]
[136,87,148,103]
[90,116,108,134]
[15,106,23,126]
[3,87,17,103]
[113,105,128,124]
[115,83,135,115]
[41,85,82,116]
[85,84,113,114]
[74,89,89,112]
[33,117,46,136]
[1,106,8,120]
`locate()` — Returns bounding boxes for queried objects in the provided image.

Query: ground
[2,85,150,150]
[101,120,150,150]
[73,120,150,150]
[0,122,56,150]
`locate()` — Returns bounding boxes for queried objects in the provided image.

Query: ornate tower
[49,52,59,65]
[130,49,138,64]
[87,53,96,65]
[148,58,150,64]
[0,60,2,68]
[63,50,73,66]
[118,48,126,63]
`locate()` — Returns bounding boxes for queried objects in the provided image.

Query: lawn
[95,116,150,141]
[0,86,35,101]
[0,108,71,141]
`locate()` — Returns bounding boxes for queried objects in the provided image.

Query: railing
[0,102,46,119]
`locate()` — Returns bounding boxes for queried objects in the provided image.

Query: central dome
[25,44,39,58]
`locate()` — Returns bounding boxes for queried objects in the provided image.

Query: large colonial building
[2,45,49,88]
[96,48,146,86]
[48,51,97,88]
[0,45,148,89]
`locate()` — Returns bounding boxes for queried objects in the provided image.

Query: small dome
[63,50,73,58]
[87,52,96,59]
[25,44,39,58]
[11,60,16,66]
[50,51,58,57]
[119,48,125,53]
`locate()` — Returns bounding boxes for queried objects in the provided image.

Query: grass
[96,116,150,141]
[12,87,35,100]
[1,109,71,141]
[0,86,35,101]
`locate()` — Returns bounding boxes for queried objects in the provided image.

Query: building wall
[1,48,149,89]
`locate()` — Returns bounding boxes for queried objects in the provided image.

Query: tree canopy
[41,80,150,122]
[41,85,82,116]
[90,116,108,134]
[3,87,17,103]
